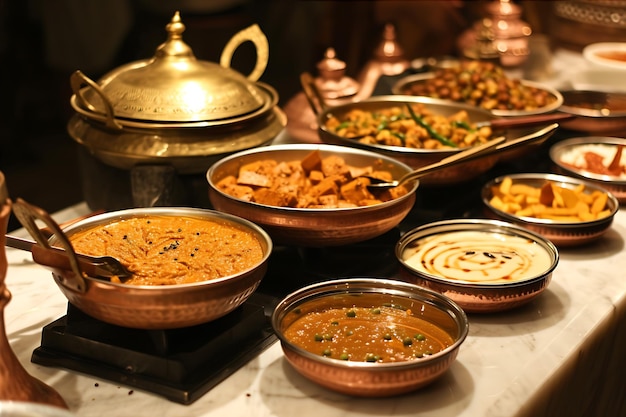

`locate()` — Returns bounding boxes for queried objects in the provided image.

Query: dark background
[0,1,567,231]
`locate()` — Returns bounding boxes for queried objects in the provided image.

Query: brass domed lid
[70,12,273,126]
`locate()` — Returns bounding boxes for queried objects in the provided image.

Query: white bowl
[583,42,626,71]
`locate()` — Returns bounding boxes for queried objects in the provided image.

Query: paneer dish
[215,150,409,208]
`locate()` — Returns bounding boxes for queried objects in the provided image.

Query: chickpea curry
[283,304,454,363]
[399,60,557,112]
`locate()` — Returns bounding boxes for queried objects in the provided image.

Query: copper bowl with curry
[206,143,417,247]
[48,207,273,329]
[271,278,469,397]
[316,96,560,186]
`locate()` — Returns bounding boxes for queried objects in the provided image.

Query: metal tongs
[8,199,132,290]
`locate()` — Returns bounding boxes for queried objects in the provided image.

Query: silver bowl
[558,90,626,134]
[50,207,272,329]
[271,278,468,397]
[550,137,626,203]
[396,219,559,313]
[391,72,563,117]
[482,173,619,246]
[206,143,417,247]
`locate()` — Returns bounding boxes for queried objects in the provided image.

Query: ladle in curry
[9,198,132,287]
[365,123,559,190]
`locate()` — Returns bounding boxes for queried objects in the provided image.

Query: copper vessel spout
[0,173,68,409]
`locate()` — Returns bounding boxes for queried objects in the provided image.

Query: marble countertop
[4,197,626,416]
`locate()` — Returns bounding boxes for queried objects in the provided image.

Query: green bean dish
[324,103,494,150]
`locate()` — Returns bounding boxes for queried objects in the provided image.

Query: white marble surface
[3,202,626,417]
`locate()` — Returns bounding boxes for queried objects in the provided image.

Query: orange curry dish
[215,150,408,208]
[283,305,455,363]
[70,216,264,285]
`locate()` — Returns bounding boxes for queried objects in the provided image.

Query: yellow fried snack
[489,177,611,222]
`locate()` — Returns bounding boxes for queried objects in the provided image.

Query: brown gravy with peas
[283,305,454,363]
[70,216,264,285]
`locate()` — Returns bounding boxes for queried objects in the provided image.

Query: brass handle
[11,198,87,293]
[220,24,269,82]
[70,70,123,130]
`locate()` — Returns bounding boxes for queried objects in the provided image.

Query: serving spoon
[365,123,559,190]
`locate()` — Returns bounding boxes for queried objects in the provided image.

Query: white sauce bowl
[395,219,559,313]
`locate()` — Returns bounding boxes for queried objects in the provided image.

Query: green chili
[452,120,475,132]
[391,132,406,144]
[376,120,388,131]
[336,121,352,130]
[406,104,458,148]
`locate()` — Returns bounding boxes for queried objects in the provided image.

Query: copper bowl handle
[11,198,87,293]
[300,72,327,116]
[220,24,269,82]
[70,70,123,130]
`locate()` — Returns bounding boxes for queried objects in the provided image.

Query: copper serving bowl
[391,72,563,117]
[558,90,626,134]
[37,207,272,330]
[206,143,417,247]
[316,96,561,186]
[549,137,626,203]
[396,219,559,313]
[271,278,469,397]
[481,173,619,246]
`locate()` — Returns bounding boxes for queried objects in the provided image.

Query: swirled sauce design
[401,230,553,284]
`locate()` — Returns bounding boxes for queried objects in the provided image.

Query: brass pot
[15,204,273,330]
[67,12,286,174]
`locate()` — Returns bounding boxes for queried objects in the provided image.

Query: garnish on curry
[70,216,264,285]
[283,304,454,363]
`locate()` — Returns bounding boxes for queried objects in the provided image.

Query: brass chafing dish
[67,12,286,175]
